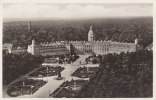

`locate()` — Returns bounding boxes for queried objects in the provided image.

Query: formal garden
[7,79,47,97]
[50,79,88,98]
[28,66,64,77]
[72,67,98,78]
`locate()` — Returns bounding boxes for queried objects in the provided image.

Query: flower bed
[51,80,88,98]
[7,79,47,97]
[72,67,98,78]
[29,66,64,77]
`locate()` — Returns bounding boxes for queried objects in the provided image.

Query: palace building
[27,39,70,56]
[26,25,137,56]
[4,22,137,56]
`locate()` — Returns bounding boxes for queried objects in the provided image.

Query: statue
[58,71,61,78]
[56,71,63,80]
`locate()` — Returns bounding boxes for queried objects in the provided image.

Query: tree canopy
[76,50,153,97]
[3,17,153,48]
[3,53,44,85]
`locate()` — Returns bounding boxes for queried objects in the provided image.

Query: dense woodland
[3,17,153,48]
[3,53,44,85]
[76,50,153,97]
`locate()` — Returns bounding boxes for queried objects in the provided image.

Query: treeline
[76,50,153,97]
[3,53,44,85]
[3,17,152,48]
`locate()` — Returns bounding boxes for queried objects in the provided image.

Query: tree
[97,55,102,63]
[3,53,44,85]
[3,17,152,48]
[92,59,97,64]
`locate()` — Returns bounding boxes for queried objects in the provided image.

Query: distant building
[3,43,27,55]
[5,25,137,56]
[3,43,13,54]
[8,46,27,54]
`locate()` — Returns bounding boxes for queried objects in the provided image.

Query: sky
[3,3,153,19]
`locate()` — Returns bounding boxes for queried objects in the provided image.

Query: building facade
[27,40,70,56]
[66,25,137,55]
[27,25,137,56]
[68,40,136,55]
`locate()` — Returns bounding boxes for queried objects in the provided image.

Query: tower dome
[88,25,94,41]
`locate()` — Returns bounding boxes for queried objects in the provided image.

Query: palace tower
[88,25,94,41]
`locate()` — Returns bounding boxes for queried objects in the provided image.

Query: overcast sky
[3,3,153,19]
